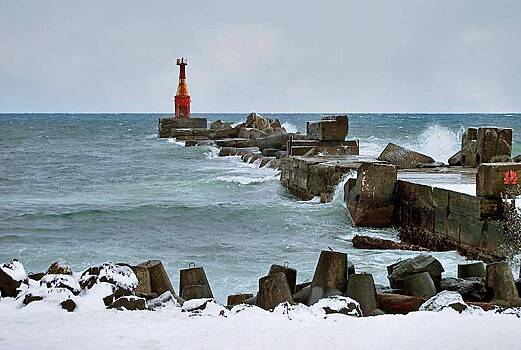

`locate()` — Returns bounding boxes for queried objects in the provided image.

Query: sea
[1,113,520,302]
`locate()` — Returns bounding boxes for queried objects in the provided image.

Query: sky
[0,0,520,113]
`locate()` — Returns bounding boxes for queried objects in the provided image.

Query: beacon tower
[174,57,191,118]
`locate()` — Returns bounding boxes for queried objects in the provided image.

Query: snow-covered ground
[0,301,519,350]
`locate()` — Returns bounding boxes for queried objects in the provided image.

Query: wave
[215,174,278,185]
[405,124,463,163]
[282,121,299,134]
[166,138,186,147]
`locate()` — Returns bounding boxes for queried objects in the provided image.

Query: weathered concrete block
[256,272,294,310]
[215,138,257,148]
[403,272,436,298]
[346,163,397,227]
[346,273,379,316]
[308,250,347,305]
[227,293,254,307]
[476,162,521,198]
[180,266,213,301]
[462,128,478,148]
[476,127,512,164]
[307,115,348,141]
[458,261,486,279]
[377,143,435,169]
[135,260,175,297]
[486,261,519,304]
[269,264,297,293]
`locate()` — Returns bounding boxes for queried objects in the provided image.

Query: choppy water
[1,113,520,302]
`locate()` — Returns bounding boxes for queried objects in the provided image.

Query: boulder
[108,296,147,311]
[209,119,232,130]
[47,260,73,275]
[215,138,257,148]
[377,143,435,169]
[490,155,512,163]
[23,293,44,305]
[476,127,512,164]
[387,254,444,290]
[255,130,289,151]
[147,291,179,310]
[418,162,445,168]
[448,150,463,166]
[60,299,77,312]
[41,274,81,295]
[256,272,294,310]
[80,262,138,293]
[439,277,486,301]
[227,293,254,307]
[312,296,362,317]
[245,112,271,130]
[514,155,521,163]
[210,127,239,139]
[346,163,397,227]
[261,148,279,157]
[0,260,26,297]
[419,291,469,313]
[352,235,426,251]
[270,119,282,129]
[182,298,228,316]
[28,272,45,281]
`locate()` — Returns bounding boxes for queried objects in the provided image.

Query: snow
[0,301,520,350]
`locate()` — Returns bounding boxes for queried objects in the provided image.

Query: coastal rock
[448,150,463,166]
[419,291,470,313]
[418,161,445,168]
[270,119,282,129]
[387,254,444,290]
[269,264,297,293]
[307,115,348,141]
[23,293,44,305]
[485,261,520,305]
[403,272,437,298]
[308,250,348,305]
[346,273,381,316]
[377,143,435,169]
[108,296,147,311]
[490,155,511,163]
[312,296,362,317]
[147,291,180,310]
[352,235,426,251]
[60,298,77,312]
[261,148,279,157]
[440,277,486,301]
[227,293,254,307]
[80,262,138,292]
[0,259,26,297]
[255,129,289,151]
[47,260,73,276]
[41,274,81,295]
[256,272,294,310]
[513,154,521,163]
[182,298,228,317]
[245,112,271,130]
[209,119,232,130]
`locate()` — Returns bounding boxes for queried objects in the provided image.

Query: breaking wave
[404,124,463,163]
[282,121,299,134]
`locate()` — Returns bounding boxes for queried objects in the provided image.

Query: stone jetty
[159,112,521,262]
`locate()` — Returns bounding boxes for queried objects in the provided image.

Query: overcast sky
[0,0,520,113]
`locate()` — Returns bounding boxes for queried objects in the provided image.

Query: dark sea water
[1,113,520,301]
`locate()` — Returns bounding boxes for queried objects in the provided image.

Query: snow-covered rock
[80,262,138,292]
[1,260,27,282]
[311,296,363,317]
[420,291,477,313]
[47,260,73,275]
[147,291,180,310]
[182,298,228,317]
[40,274,81,295]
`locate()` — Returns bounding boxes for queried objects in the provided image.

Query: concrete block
[476,163,521,198]
[377,143,435,169]
[307,115,348,141]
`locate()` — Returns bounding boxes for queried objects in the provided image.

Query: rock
[209,119,232,130]
[376,292,427,314]
[419,291,469,313]
[448,150,463,166]
[351,235,427,251]
[476,127,513,164]
[312,296,362,317]
[269,264,297,293]
[513,155,521,163]
[485,261,520,305]
[403,272,437,298]
[227,293,254,307]
[102,284,133,306]
[23,293,44,305]
[307,115,348,141]
[210,127,239,139]
[275,151,288,159]
[47,260,73,275]
[292,285,311,304]
[179,266,213,301]
[182,298,228,317]
[261,148,279,157]
[60,299,77,312]
[0,259,26,297]
[255,129,289,151]
[80,262,138,292]
[28,272,45,281]
[378,143,435,169]
[346,163,397,227]
[147,291,179,310]
[462,128,478,148]
[346,273,380,316]
[108,296,147,311]
[245,112,271,130]
[458,261,486,279]
[270,119,282,129]
[41,274,81,295]
[440,277,486,301]
[308,250,348,305]
[387,254,445,290]
[418,161,445,168]
[256,272,294,310]
[215,138,257,148]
